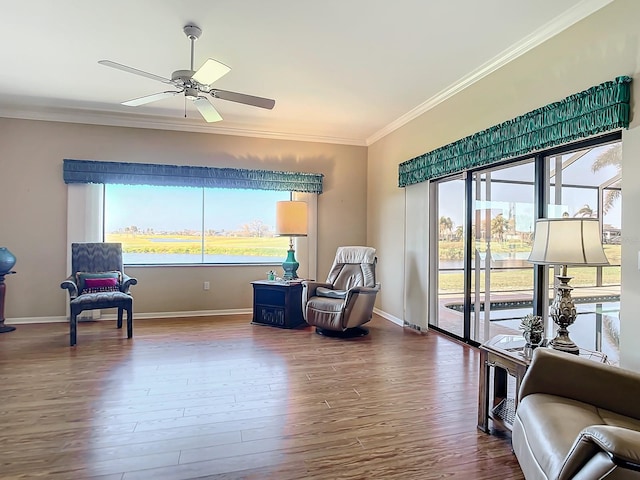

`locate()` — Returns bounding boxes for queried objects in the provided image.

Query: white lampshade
[528,218,609,266]
[276,201,308,237]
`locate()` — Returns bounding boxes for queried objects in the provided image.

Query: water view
[123,252,283,265]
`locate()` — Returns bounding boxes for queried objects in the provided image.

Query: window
[104,184,290,265]
[429,135,621,361]
[546,142,622,288]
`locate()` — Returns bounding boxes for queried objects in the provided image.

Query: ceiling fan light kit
[99,24,275,123]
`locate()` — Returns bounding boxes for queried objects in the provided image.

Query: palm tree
[592,143,622,214]
[491,213,506,242]
[574,204,595,218]
[439,216,453,241]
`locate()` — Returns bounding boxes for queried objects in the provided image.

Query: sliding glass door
[470,161,535,344]
[429,135,621,359]
[432,161,536,342]
[432,176,466,336]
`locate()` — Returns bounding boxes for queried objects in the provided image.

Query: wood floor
[0,314,524,480]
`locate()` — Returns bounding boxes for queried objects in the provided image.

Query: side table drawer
[256,306,286,327]
[255,288,285,306]
[486,352,522,377]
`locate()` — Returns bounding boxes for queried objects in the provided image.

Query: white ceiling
[0,0,611,146]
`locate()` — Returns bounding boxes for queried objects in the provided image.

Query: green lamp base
[282,248,299,280]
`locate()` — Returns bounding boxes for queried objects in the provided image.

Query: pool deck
[434,285,620,362]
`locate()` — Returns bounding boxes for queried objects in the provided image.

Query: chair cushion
[316,287,347,299]
[516,394,605,479]
[307,296,345,313]
[70,291,132,312]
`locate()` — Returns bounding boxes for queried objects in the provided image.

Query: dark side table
[0,271,17,333]
[477,334,607,434]
[251,280,306,329]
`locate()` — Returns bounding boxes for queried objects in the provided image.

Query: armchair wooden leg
[70,314,77,346]
[127,309,133,339]
[117,308,123,329]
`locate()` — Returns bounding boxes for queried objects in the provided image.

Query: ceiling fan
[99,24,275,123]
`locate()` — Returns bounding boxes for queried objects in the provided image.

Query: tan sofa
[512,347,640,479]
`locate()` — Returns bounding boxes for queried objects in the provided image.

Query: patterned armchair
[60,243,137,346]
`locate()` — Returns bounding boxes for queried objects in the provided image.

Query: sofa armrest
[558,426,640,479]
[60,275,78,299]
[519,348,640,420]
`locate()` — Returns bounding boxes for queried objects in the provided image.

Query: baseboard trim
[374,308,428,333]
[11,308,407,327]
[6,316,69,325]
[123,309,253,320]
[373,308,403,327]
[6,309,253,325]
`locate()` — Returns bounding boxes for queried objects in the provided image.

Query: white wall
[368,0,640,370]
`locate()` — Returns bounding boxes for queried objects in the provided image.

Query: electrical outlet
[203,281,210,291]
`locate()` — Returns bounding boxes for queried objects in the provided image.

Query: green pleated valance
[63,159,324,194]
[399,76,632,187]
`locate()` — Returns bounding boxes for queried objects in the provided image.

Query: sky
[104,185,290,232]
[438,143,622,231]
[104,144,621,234]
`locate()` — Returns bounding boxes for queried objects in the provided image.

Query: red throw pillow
[82,277,119,294]
[85,277,118,289]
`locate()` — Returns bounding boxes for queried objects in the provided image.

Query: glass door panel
[545,141,621,363]
[433,177,465,337]
[470,161,535,344]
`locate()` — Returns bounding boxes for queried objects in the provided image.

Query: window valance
[63,159,324,194]
[399,76,632,187]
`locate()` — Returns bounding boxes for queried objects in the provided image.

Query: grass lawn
[439,266,621,293]
[437,241,620,293]
[438,241,621,264]
[106,233,290,258]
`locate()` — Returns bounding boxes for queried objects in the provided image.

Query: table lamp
[528,218,609,354]
[275,201,308,280]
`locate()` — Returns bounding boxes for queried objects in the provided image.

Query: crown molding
[366,0,614,146]
[0,0,612,150]
[0,104,367,147]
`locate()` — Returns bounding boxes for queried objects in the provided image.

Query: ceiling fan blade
[122,91,181,106]
[192,58,231,85]
[194,97,223,123]
[210,89,275,110]
[99,60,175,85]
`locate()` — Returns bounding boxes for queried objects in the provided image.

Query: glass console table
[477,334,607,434]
